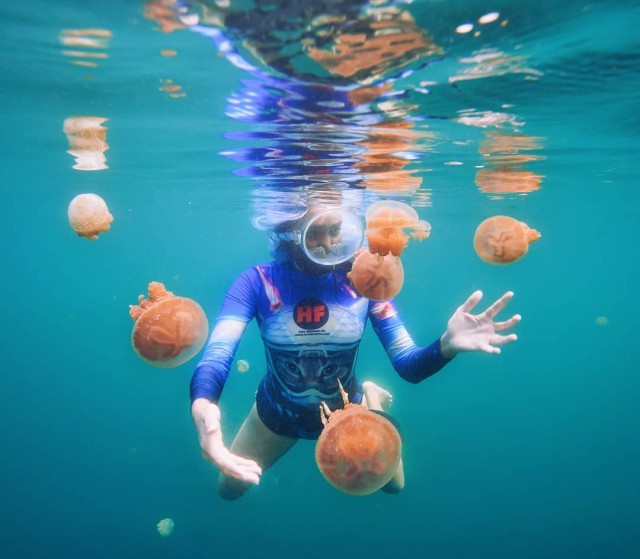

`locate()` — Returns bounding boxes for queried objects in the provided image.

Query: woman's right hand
[191,398,262,485]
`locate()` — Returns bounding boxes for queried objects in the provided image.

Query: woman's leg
[218,404,297,500]
[362,381,405,494]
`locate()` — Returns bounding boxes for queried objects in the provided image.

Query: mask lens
[302,209,363,265]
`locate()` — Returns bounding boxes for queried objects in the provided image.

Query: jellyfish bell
[474,215,541,264]
[315,382,402,496]
[67,193,113,240]
[236,359,250,373]
[156,517,174,537]
[129,281,208,368]
[347,248,404,302]
[364,200,427,256]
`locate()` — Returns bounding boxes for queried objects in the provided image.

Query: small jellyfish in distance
[474,215,540,264]
[236,359,250,373]
[347,249,404,302]
[129,281,209,368]
[156,517,174,537]
[68,193,113,240]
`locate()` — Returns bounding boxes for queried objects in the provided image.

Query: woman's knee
[380,476,405,494]
[217,474,252,501]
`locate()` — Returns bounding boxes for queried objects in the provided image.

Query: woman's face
[303,210,343,256]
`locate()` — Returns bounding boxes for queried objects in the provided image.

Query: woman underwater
[190,196,521,500]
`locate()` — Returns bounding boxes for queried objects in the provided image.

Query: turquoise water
[2,0,639,557]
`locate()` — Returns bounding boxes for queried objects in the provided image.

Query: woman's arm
[191,398,262,484]
[369,291,520,383]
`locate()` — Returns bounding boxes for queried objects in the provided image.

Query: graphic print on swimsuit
[261,299,364,402]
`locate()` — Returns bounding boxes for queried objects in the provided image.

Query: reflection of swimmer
[191,191,521,500]
[183,0,442,84]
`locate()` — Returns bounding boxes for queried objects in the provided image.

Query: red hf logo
[293,298,329,330]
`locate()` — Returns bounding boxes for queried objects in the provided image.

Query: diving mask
[274,208,364,266]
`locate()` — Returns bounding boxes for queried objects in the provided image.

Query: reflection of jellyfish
[236,359,250,373]
[475,132,545,198]
[476,167,542,196]
[316,382,401,496]
[67,193,113,240]
[474,215,540,264]
[60,28,111,68]
[129,282,209,368]
[156,517,174,537]
[63,116,109,171]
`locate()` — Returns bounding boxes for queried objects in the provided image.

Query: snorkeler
[190,199,520,500]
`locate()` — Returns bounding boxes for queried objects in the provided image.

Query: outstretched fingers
[223,454,263,485]
[459,290,483,314]
[493,314,521,332]
[492,333,518,346]
[483,291,514,319]
[477,333,517,354]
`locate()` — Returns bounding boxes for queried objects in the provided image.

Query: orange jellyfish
[348,200,429,301]
[365,200,430,256]
[315,381,402,496]
[474,215,541,264]
[129,281,208,368]
[67,193,113,240]
[347,249,404,301]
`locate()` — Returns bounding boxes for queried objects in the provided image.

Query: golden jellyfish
[365,200,430,257]
[474,215,541,264]
[236,359,250,373]
[156,517,174,537]
[347,248,404,302]
[315,381,402,496]
[67,193,113,240]
[129,282,208,368]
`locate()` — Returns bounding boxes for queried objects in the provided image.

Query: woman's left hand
[440,290,521,358]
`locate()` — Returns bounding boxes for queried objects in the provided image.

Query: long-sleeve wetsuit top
[191,260,452,439]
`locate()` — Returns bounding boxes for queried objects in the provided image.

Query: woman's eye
[324,364,337,375]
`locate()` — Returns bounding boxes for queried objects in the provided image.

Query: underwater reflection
[144,0,444,214]
[476,131,546,198]
[180,0,442,84]
[63,116,110,171]
[60,28,111,68]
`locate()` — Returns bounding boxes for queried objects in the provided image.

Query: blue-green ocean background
[2,0,639,557]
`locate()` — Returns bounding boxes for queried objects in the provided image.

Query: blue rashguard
[191,260,452,439]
